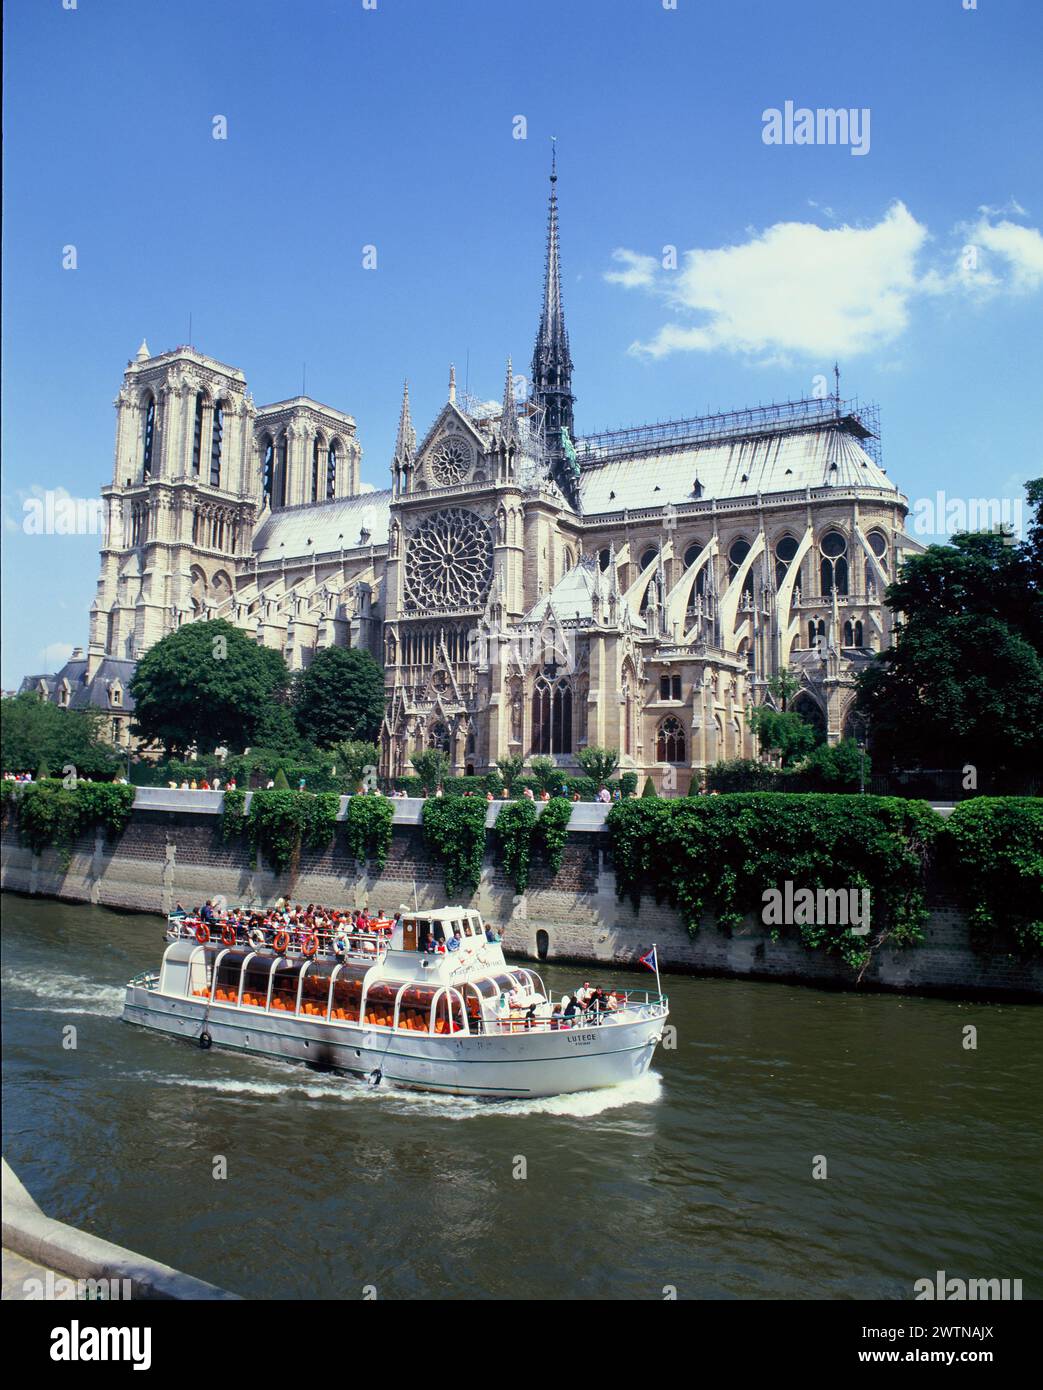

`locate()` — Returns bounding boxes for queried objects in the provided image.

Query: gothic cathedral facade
[32,164,915,791]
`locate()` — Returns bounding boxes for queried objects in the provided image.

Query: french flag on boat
[639,946,658,973]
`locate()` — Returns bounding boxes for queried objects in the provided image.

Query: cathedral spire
[531,142,575,459]
[500,356,517,442]
[394,380,416,461]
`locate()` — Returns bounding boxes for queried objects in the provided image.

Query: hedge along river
[3,893,1041,1301]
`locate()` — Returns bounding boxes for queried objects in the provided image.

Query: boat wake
[3,968,126,1018]
[141,1063,664,1119]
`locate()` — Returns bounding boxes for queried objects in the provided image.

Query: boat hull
[122,985,666,1098]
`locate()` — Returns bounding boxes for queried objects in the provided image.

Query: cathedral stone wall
[3,807,1039,1000]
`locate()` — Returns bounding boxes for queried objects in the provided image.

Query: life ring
[195,923,210,944]
[221,924,236,947]
[302,933,319,957]
[273,929,290,954]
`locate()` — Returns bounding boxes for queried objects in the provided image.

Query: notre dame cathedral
[29,160,915,792]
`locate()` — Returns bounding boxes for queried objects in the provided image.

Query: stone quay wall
[2,794,1040,1000]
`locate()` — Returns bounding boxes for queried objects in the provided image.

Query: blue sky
[3,0,1041,687]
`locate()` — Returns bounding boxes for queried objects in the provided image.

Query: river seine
[3,894,1040,1300]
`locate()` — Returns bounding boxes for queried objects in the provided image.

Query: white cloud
[607,201,1041,362]
[358,481,376,494]
[605,249,659,290]
[973,218,1043,292]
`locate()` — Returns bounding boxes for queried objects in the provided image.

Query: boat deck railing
[165,917,389,962]
[481,991,669,1033]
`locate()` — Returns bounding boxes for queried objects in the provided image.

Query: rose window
[404,508,493,611]
[428,437,471,486]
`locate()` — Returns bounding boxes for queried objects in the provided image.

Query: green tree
[749,706,819,767]
[129,620,289,756]
[273,767,290,789]
[291,646,385,747]
[527,756,556,793]
[801,738,867,789]
[856,482,1043,774]
[576,746,620,784]
[641,777,658,797]
[411,748,450,793]
[1,693,120,780]
[766,668,801,711]
[331,740,381,789]
[495,755,525,791]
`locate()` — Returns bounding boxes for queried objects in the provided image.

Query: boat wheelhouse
[124,907,669,1098]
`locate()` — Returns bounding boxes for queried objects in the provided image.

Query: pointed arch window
[531,674,572,755]
[276,436,288,509]
[142,397,156,479]
[728,538,754,599]
[209,400,225,488]
[311,436,321,502]
[326,443,338,500]
[261,436,274,506]
[191,393,205,474]
[656,716,686,764]
[820,531,848,596]
[775,534,799,588]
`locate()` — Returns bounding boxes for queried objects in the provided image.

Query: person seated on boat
[575,982,594,1010]
[561,994,578,1024]
[200,900,217,926]
[446,928,461,952]
[485,923,499,943]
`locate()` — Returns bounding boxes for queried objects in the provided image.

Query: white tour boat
[122,907,669,1098]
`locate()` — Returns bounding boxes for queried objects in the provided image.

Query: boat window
[213,951,249,1003]
[433,990,466,1035]
[461,983,485,1030]
[397,983,435,1033]
[471,978,500,999]
[240,959,274,1009]
[330,968,365,1023]
[269,962,302,1013]
[299,962,336,1018]
[363,980,400,1027]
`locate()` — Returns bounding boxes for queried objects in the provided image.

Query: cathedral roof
[576,414,896,515]
[521,556,647,630]
[252,490,393,562]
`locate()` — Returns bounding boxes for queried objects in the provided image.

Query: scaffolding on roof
[577,394,882,470]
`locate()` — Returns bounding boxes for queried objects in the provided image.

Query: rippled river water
[2,894,1040,1300]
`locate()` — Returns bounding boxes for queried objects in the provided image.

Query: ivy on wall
[219,788,339,875]
[493,796,574,894]
[607,793,943,970]
[941,797,1043,953]
[7,780,135,866]
[344,795,394,871]
[422,796,489,900]
[494,799,538,893]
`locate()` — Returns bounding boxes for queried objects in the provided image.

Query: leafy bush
[607,793,942,970]
[344,795,394,870]
[241,789,338,874]
[422,796,489,899]
[12,780,134,863]
[941,798,1043,953]
[533,797,573,876]
[495,798,538,893]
